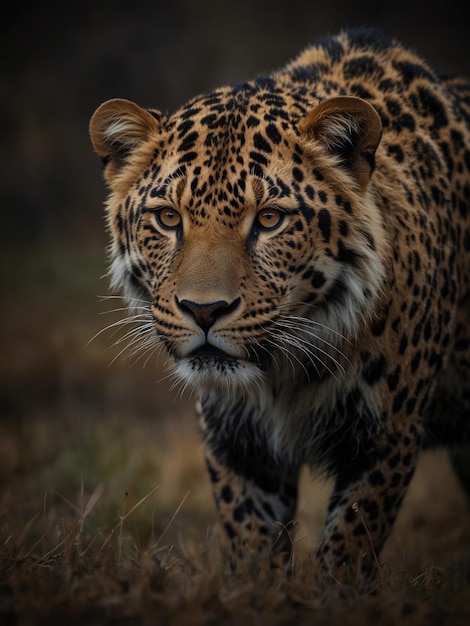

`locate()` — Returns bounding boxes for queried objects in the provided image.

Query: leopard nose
[176,297,241,333]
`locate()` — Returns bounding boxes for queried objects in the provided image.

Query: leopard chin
[174,351,264,392]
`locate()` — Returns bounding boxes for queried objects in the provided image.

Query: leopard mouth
[188,343,240,364]
[174,342,266,389]
[186,342,269,373]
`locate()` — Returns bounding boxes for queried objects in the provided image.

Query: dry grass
[1,245,470,624]
[1,412,470,625]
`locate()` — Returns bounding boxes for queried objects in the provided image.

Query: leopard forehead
[164,79,305,145]
[142,83,314,208]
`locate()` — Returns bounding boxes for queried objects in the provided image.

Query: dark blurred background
[1,0,469,425]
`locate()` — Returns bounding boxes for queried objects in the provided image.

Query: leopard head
[90,86,384,392]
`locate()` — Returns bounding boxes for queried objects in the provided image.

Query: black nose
[176,297,241,333]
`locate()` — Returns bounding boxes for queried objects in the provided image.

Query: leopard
[89,28,470,580]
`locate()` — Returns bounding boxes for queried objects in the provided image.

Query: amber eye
[255,208,284,231]
[155,208,182,230]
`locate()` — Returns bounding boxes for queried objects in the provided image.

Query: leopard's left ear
[298,96,382,189]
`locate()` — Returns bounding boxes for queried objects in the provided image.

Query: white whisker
[88,294,167,369]
[261,309,350,382]
[276,320,348,375]
[87,317,147,346]
[265,336,310,379]
[99,306,150,316]
[281,313,351,343]
[97,294,150,306]
[112,323,153,346]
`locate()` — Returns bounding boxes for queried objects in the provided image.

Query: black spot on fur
[317,209,331,242]
[363,355,387,386]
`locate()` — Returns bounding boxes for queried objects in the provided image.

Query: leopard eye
[255,208,284,231]
[154,207,182,230]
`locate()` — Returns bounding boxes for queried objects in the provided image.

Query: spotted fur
[90,29,470,579]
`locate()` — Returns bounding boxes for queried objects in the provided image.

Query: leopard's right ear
[89,98,161,177]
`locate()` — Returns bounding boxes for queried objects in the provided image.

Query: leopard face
[90,90,385,392]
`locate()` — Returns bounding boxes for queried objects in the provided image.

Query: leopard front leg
[203,443,298,566]
[197,401,299,568]
[317,423,420,581]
